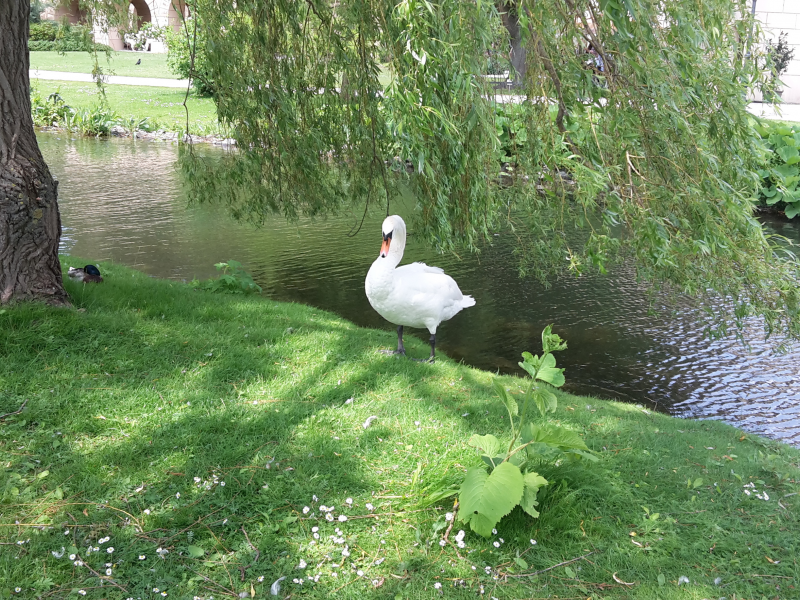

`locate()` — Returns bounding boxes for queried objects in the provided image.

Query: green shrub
[754,120,800,218]
[191,261,262,294]
[30,88,73,127]
[29,20,59,41]
[165,19,215,96]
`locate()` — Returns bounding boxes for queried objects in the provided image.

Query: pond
[39,132,800,447]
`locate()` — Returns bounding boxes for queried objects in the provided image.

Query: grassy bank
[30,80,219,134]
[30,51,173,80]
[1,260,798,599]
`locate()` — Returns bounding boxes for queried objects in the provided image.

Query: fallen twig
[239,526,260,581]
[75,553,129,593]
[0,399,27,420]
[506,551,598,579]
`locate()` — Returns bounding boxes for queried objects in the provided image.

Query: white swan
[365,215,476,361]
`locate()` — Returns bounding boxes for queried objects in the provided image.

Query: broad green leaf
[531,388,558,416]
[520,423,589,451]
[468,434,503,457]
[535,354,565,387]
[777,145,799,163]
[657,573,666,586]
[520,471,548,518]
[773,164,799,180]
[187,545,205,558]
[493,380,518,418]
[458,463,524,537]
[515,556,528,569]
[564,566,576,578]
[785,203,800,219]
[541,325,567,353]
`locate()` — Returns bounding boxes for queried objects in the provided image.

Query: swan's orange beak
[380,231,392,258]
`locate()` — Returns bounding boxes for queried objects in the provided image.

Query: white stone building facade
[753,0,800,103]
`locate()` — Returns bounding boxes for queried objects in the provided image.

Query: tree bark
[496,0,527,85]
[0,0,68,305]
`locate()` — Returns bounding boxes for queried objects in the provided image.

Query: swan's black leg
[428,333,436,362]
[381,325,406,356]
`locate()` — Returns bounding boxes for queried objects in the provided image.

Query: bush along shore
[1,259,798,599]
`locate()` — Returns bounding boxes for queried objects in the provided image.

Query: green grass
[1,259,798,599]
[30,79,219,133]
[30,51,174,80]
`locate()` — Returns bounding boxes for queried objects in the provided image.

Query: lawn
[30,79,219,133]
[0,259,798,599]
[30,51,174,80]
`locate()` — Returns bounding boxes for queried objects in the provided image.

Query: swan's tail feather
[460,295,476,308]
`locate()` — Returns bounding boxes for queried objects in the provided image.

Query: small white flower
[499,538,504,544]
[445,512,453,521]
[312,494,318,502]
[311,526,319,532]
[493,541,500,548]
[220,481,225,486]
[313,533,320,539]
[455,530,465,542]
[303,506,310,514]
[530,539,537,545]
[325,513,334,522]
[338,515,348,522]
[365,503,374,511]
[153,588,160,593]
[139,555,146,560]
[144,509,151,515]
[79,591,87,596]
[492,529,497,535]
[439,540,446,547]
[678,576,689,585]
[176,493,180,499]
[64,529,69,535]
[346,498,353,505]
[258,575,264,582]
[298,559,307,569]
[342,546,351,557]
[107,547,114,553]
[106,568,112,575]
[69,554,76,560]
[457,541,466,548]
[161,593,167,597]
[99,537,110,544]
[15,588,21,593]
[319,505,328,512]
[434,582,442,589]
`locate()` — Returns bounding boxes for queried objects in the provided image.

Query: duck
[365,215,475,362]
[68,264,104,283]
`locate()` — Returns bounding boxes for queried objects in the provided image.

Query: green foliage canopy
[173,0,800,338]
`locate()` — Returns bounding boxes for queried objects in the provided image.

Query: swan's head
[379,215,406,259]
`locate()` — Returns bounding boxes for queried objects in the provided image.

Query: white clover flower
[342,546,350,557]
[338,515,348,522]
[493,541,500,548]
[365,503,374,511]
[107,547,114,553]
[434,582,442,589]
[106,568,112,576]
[298,559,307,569]
[346,498,353,505]
[139,555,146,560]
[445,512,453,521]
[303,506,310,514]
[144,509,151,515]
[69,554,76,560]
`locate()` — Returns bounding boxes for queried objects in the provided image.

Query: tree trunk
[496,0,527,85]
[0,0,68,305]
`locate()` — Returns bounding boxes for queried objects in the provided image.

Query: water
[39,132,800,446]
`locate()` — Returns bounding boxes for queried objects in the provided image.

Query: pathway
[29,69,189,89]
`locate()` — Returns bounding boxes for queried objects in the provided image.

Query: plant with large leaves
[457,326,596,537]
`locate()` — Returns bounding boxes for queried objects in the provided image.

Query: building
[753,0,800,103]
[54,0,187,53]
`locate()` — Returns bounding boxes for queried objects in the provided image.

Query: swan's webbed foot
[380,325,406,357]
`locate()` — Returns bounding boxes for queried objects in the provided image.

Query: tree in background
[180,0,799,338]
[0,0,67,305]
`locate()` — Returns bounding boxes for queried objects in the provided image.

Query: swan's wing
[398,262,445,275]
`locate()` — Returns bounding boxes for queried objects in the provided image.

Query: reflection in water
[41,132,800,446]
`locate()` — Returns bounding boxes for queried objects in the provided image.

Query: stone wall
[754,0,800,103]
